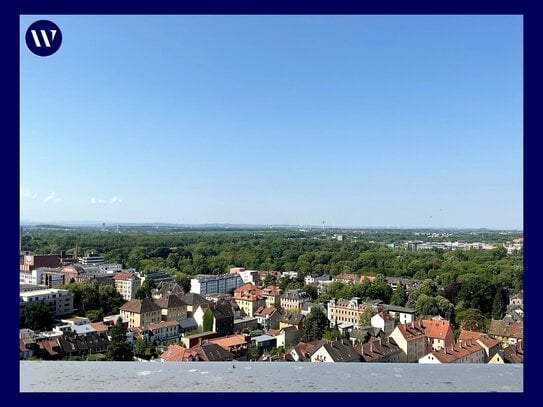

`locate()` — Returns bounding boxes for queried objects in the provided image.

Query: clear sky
[20,15,522,229]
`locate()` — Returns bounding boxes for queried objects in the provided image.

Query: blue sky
[20,15,522,229]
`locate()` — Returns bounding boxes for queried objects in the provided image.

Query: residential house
[160,342,233,362]
[154,294,188,321]
[488,319,523,345]
[180,293,210,317]
[268,326,300,349]
[381,304,416,324]
[113,272,141,301]
[251,335,277,352]
[193,301,235,337]
[489,341,524,364]
[261,285,283,308]
[327,297,375,329]
[389,321,430,363]
[458,330,501,362]
[280,290,311,311]
[371,311,395,335]
[151,281,186,300]
[210,334,248,359]
[419,340,485,364]
[310,339,361,363]
[420,319,455,351]
[349,326,384,345]
[148,320,180,342]
[254,306,282,330]
[509,291,523,306]
[355,337,402,363]
[289,342,318,362]
[234,283,267,317]
[120,298,162,329]
[279,311,305,331]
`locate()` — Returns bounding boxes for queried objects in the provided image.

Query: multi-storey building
[19,288,74,317]
[120,298,162,329]
[419,340,485,364]
[327,297,375,328]
[233,283,267,317]
[280,289,311,311]
[113,272,141,301]
[389,321,430,363]
[190,274,243,295]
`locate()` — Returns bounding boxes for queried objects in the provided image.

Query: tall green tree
[491,286,508,320]
[21,303,52,331]
[202,309,214,332]
[301,307,329,342]
[359,307,377,326]
[390,283,407,306]
[105,318,134,361]
[135,279,156,299]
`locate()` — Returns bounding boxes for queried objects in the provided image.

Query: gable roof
[395,321,427,342]
[356,337,401,362]
[489,320,523,339]
[254,306,278,317]
[120,297,161,314]
[154,294,187,309]
[314,339,360,362]
[210,335,247,349]
[420,319,454,341]
[427,340,483,363]
[279,311,305,326]
[196,342,234,361]
[180,293,209,306]
[503,341,524,363]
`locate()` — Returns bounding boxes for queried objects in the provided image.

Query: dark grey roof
[317,339,360,362]
[279,311,304,326]
[120,297,161,314]
[383,304,416,313]
[180,293,210,306]
[179,317,198,329]
[199,342,233,361]
[154,294,187,309]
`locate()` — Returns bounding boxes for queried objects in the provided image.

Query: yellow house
[389,321,430,363]
[154,294,187,321]
[120,298,161,329]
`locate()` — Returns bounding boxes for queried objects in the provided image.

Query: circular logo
[25,20,62,57]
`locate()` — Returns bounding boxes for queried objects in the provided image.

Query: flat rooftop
[20,361,522,392]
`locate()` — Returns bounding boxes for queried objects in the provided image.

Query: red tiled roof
[420,319,454,342]
[428,340,482,363]
[359,275,377,283]
[148,320,179,330]
[395,321,427,342]
[254,306,278,317]
[234,283,264,301]
[458,329,485,341]
[503,341,523,363]
[90,322,109,333]
[20,338,34,352]
[475,335,501,349]
[210,335,247,349]
[376,311,394,322]
[160,344,199,362]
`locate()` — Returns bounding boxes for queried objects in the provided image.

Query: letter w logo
[29,30,57,48]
